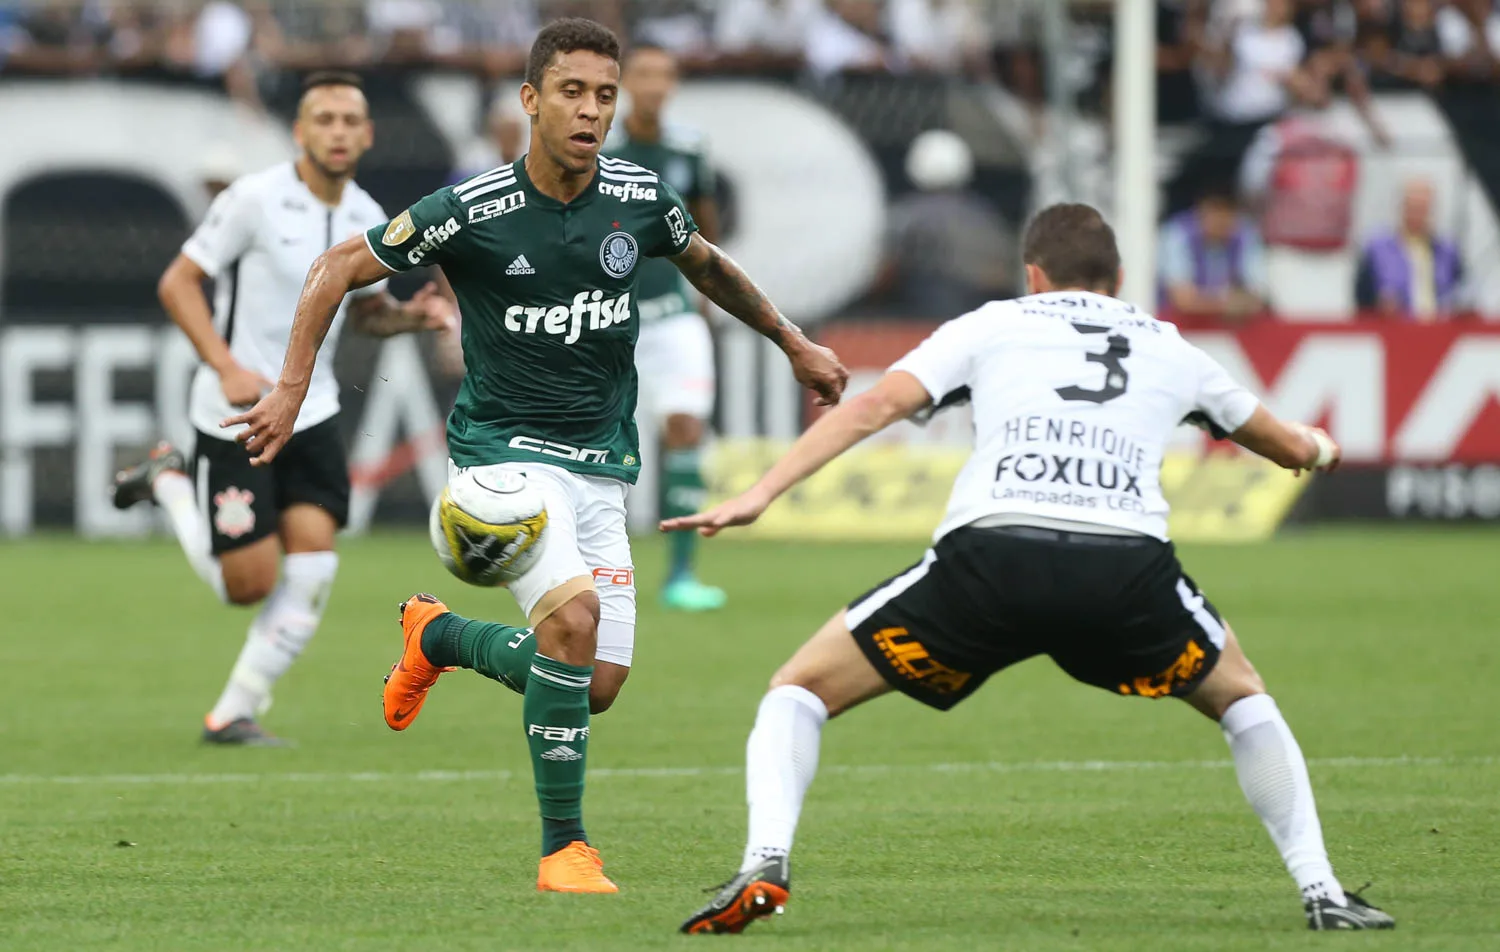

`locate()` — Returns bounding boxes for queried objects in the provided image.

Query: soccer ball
[429,469,549,587]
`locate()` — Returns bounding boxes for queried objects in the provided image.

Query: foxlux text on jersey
[994,453,1143,497]
[503,291,632,345]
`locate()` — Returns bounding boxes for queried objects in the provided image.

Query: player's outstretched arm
[1229,405,1341,474]
[660,371,932,537]
[221,236,390,465]
[669,233,849,406]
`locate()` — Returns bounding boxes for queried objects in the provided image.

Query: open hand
[659,489,771,537]
[221,384,304,466]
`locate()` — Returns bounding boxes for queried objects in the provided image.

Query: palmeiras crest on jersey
[599,231,638,278]
[213,487,257,538]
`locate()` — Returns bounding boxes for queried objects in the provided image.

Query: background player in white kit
[666,204,1396,934]
[111,72,456,746]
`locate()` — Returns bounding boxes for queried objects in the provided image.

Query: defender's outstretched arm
[670,233,848,406]
[1229,406,1340,473]
[660,371,932,536]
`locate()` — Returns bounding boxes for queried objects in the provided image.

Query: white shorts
[636,311,715,419]
[446,460,637,667]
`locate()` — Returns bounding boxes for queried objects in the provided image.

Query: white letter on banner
[76,327,157,537]
[1393,339,1500,461]
[0,327,76,535]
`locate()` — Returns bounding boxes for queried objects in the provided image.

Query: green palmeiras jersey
[365,156,698,483]
[605,125,714,324]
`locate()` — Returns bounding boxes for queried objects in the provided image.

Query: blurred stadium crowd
[3,0,1500,326]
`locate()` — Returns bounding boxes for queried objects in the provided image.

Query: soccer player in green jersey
[608,43,727,613]
[226,18,848,894]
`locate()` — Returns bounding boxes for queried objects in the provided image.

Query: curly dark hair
[525,18,621,91]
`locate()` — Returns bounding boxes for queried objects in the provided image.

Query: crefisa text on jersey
[597,181,658,202]
[502,290,633,344]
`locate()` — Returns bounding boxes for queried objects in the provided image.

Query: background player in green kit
[226,18,848,895]
[609,43,727,613]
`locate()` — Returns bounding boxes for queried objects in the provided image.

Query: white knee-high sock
[152,470,225,602]
[1220,694,1345,905]
[741,685,829,872]
[208,552,338,727]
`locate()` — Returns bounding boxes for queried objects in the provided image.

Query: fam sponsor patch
[592,566,635,586]
[467,190,525,224]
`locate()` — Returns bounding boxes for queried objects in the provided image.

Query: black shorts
[846,524,1225,711]
[194,415,349,555]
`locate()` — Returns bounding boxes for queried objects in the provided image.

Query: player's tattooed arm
[221,237,390,465]
[671,233,849,405]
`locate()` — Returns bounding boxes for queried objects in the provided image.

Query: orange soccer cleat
[537,841,619,894]
[382,593,452,731]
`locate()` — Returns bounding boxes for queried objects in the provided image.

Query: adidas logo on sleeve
[541,745,582,762]
[506,254,536,276]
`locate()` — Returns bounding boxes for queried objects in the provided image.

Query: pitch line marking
[0,755,1492,788]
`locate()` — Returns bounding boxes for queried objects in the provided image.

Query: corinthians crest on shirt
[599,231,638,278]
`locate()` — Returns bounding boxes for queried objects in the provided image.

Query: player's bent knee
[534,592,600,667]
[589,667,629,714]
[219,551,279,602]
[222,573,274,606]
[1185,626,1268,720]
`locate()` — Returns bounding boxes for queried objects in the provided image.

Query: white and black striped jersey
[181,162,388,440]
[891,291,1261,541]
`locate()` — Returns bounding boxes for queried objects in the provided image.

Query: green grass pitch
[4,528,1497,950]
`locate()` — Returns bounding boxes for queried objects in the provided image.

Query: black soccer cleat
[111,441,189,510]
[680,854,790,935]
[201,717,290,747]
[1305,886,1396,931]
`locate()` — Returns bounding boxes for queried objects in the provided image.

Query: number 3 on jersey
[1055,323,1131,404]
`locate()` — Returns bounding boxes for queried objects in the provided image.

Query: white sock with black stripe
[153,469,225,601]
[1220,693,1345,906]
[740,685,829,872]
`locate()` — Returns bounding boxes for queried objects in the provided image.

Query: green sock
[525,653,592,856]
[662,447,706,582]
[421,613,535,695]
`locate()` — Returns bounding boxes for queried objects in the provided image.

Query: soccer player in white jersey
[667,204,1396,934]
[111,72,456,746]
